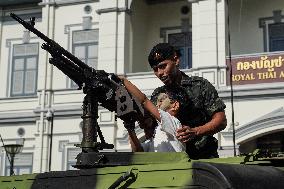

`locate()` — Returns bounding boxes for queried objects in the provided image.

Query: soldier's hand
[176,125,198,143]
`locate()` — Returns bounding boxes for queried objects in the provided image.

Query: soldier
[147,43,227,159]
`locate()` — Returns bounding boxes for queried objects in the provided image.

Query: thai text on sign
[226,52,284,85]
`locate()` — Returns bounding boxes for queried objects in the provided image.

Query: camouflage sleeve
[201,79,226,117]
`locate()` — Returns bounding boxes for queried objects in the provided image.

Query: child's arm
[127,130,144,152]
[119,76,161,122]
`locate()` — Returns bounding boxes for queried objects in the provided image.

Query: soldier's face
[152,59,179,86]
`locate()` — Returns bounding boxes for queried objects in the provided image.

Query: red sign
[226,52,284,85]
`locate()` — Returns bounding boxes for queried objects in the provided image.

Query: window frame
[5,153,33,176]
[165,29,192,70]
[66,148,81,170]
[259,10,284,52]
[70,29,99,88]
[10,43,39,97]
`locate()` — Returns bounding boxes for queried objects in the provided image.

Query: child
[120,77,188,152]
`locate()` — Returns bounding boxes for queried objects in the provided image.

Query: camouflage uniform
[151,71,226,159]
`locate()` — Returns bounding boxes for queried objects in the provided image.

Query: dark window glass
[168,32,192,69]
[269,23,284,51]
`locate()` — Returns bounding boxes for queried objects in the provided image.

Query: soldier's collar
[180,71,190,85]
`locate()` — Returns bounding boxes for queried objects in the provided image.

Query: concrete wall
[229,0,284,55]
[131,0,192,73]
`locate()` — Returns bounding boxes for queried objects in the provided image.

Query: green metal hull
[0,152,283,189]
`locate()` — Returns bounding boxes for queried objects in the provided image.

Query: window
[168,32,192,69]
[66,148,80,170]
[269,23,284,51]
[11,43,38,96]
[71,30,99,88]
[5,153,33,176]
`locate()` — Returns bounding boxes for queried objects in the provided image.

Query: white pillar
[33,2,56,173]
[97,0,130,74]
[192,0,226,67]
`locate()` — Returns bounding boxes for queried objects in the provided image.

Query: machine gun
[10,13,144,167]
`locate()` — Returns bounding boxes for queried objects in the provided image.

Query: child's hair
[157,93,172,111]
[156,87,189,111]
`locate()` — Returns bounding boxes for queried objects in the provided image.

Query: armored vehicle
[0,150,284,188]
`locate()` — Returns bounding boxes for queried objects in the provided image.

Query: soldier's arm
[198,78,227,135]
[177,78,227,142]
[176,112,226,143]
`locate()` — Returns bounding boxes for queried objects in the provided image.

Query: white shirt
[141,109,186,152]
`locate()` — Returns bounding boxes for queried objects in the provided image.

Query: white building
[0,0,283,175]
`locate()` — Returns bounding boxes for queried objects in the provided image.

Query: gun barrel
[10,13,52,44]
[10,13,90,71]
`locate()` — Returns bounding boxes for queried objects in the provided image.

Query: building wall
[131,0,192,73]
[229,0,284,55]
[130,0,149,73]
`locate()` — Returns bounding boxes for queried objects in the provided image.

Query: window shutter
[68,148,81,162]
[71,30,99,88]
[14,44,38,56]
[87,58,97,68]
[66,148,81,170]
[5,153,33,175]
[74,46,86,59]
[12,71,24,94]
[73,30,98,44]
[26,57,37,69]
[24,70,36,93]
[88,45,98,58]
[25,44,38,55]
[11,43,38,96]
[14,59,25,70]
[13,153,33,166]
[14,45,26,56]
